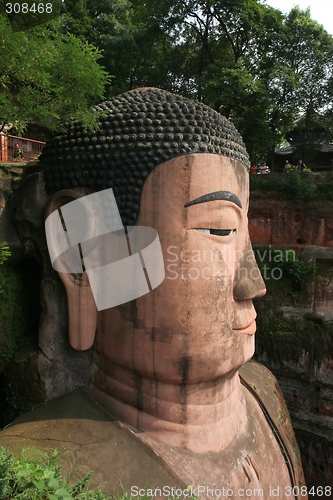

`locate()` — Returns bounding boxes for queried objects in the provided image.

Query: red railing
[0,133,45,162]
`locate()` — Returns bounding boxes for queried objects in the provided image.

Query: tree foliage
[0,242,11,265]
[58,0,176,96]
[0,4,109,134]
[265,7,333,163]
[156,1,333,164]
[1,0,332,162]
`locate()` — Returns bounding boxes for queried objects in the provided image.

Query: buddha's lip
[233,319,256,335]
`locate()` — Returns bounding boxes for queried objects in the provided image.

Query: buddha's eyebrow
[184,190,242,209]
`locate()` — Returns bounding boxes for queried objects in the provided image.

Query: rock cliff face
[249,192,333,248]
[254,352,333,494]
[0,164,92,425]
[249,193,333,494]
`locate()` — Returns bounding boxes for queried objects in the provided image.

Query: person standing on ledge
[285,160,291,172]
[250,164,257,175]
[13,143,24,161]
[297,159,307,171]
[5,88,307,499]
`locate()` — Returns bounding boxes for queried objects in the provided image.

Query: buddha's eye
[196,229,236,236]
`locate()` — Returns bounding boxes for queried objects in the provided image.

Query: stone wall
[249,193,333,248]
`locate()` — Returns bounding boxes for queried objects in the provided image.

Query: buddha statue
[5,88,307,498]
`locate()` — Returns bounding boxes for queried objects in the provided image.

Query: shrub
[255,314,332,366]
[0,446,110,499]
[317,179,333,201]
[0,243,11,266]
[253,246,316,295]
[0,241,29,362]
[250,170,326,201]
[287,171,317,200]
[250,172,287,193]
[280,253,316,286]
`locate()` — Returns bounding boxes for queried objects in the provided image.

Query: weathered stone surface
[249,196,333,248]
[249,198,333,490]
[1,157,331,491]
[255,353,333,490]
[4,348,46,422]
[296,430,333,491]
[0,388,186,496]
[0,167,93,408]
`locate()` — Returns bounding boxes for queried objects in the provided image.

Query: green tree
[285,8,333,132]
[265,7,333,166]
[153,0,333,164]
[154,0,285,162]
[0,13,109,134]
[4,0,331,164]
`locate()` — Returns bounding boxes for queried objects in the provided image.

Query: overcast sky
[264,0,333,35]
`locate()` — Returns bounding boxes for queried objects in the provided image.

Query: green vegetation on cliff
[0,445,178,500]
[253,245,333,368]
[0,246,45,425]
[0,262,30,363]
[250,171,333,201]
[255,314,333,368]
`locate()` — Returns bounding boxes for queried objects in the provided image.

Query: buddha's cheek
[95,278,254,384]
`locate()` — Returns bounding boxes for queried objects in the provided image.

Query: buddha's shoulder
[239,359,305,488]
[239,360,289,428]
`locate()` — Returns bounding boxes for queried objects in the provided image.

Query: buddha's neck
[90,362,247,453]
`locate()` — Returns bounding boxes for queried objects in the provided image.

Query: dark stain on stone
[118,301,145,330]
[178,356,190,424]
[150,327,156,342]
[178,355,190,384]
[134,373,143,412]
[179,384,187,424]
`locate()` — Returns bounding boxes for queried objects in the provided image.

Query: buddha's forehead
[186,154,248,201]
[142,153,249,205]
[136,153,249,229]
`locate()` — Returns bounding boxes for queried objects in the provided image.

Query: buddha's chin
[235,333,255,367]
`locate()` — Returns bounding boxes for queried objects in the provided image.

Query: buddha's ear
[45,189,97,351]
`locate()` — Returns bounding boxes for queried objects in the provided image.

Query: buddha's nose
[233,244,266,301]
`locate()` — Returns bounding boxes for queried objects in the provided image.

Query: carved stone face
[44,151,266,450]
[93,153,266,384]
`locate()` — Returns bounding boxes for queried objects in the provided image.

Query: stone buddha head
[41,88,266,452]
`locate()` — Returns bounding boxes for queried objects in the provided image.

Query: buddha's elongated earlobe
[45,189,97,351]
[58,270,97,350]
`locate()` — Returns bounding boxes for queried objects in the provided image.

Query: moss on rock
[0,263,30,366]
[255,314,333,367]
